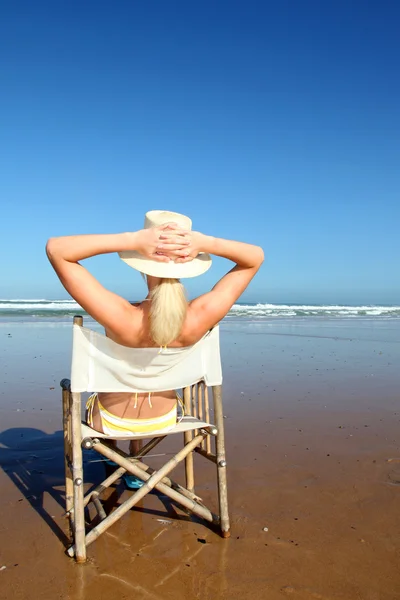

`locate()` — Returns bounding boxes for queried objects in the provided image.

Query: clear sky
[1,1,399,304]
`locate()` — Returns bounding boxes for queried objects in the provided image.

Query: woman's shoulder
[176,307,212,346]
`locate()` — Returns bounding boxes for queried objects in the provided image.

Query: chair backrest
[71,323,222,393]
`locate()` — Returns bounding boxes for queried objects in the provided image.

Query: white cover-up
[71,325,222,393]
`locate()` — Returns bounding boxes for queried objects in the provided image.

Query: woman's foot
[123,474,144,489]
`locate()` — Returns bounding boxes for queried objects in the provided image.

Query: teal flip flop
[123,475,144,489]
[102,459,144,489]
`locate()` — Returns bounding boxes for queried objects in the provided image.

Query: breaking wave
[1,299,399,319]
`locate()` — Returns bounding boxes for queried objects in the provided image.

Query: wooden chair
[61,316,230,562]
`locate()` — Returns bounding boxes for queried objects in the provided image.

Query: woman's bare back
[95,299,210,430]
[104,299,208,348]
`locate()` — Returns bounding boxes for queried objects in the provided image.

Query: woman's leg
[129,439,142,456]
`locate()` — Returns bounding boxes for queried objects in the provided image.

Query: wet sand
[0,318,400,600]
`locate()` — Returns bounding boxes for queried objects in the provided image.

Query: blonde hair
[149,278,188,346]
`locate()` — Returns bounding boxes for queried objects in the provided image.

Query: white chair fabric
[71,325,222,393]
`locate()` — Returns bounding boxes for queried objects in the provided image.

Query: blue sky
[0,1,399,304]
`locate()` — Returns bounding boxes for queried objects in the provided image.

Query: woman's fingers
[160,247,193,256]
[152,252,171,262]
[174,256,194,263]
[160,237,190,245]
[159,231,190,241]
[152,250,196,262]
[157,243,190,252]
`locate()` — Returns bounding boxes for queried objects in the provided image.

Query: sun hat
[118,210,212,278]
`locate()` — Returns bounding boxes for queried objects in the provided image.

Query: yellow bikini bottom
[86,392,184,436]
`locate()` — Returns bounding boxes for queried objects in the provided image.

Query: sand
[0,318,399,600]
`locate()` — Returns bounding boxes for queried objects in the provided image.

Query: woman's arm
[183,233,264,331]
[202,235,264,268]
[46,226,189,334]
[46,227,189,263]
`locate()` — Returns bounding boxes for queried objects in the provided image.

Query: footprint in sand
[387,470,400,486]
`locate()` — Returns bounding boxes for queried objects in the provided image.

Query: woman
[46,210,264,437]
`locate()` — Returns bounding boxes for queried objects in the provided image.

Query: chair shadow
[0,427,102,548]
[0,428,205,548]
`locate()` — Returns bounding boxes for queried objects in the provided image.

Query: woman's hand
[134,225,210,263]
[133,223,191,262]
[171,231,210,263]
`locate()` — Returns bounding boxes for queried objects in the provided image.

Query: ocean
[0,299,399,320]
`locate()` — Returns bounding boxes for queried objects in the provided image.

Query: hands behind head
[158,223,205,263]
[135,223,203,263]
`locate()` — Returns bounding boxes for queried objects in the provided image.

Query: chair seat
[81,416,214,441]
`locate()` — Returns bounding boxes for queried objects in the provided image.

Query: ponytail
[149,278,187,346]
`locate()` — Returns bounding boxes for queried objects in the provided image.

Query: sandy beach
[0,317,399,599]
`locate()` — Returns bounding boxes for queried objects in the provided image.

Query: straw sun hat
[119,210,212,278]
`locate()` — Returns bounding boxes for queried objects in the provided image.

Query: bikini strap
[176,392,185,424]
[86,393,97,427]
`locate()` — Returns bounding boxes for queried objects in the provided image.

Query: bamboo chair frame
[61,316,230,562]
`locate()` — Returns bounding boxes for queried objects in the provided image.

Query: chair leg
[62,388,73,531]
[71,392,86,562]
[67,432,216,556]
[213,386,230,538]
[183,386,195,492]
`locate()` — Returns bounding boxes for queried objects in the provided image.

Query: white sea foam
[0,299,82,314]
[0,301,81,310]
[0,298,49,302]
[0,300,399,318]
[229,303,400,318]
[0,299,77,304]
